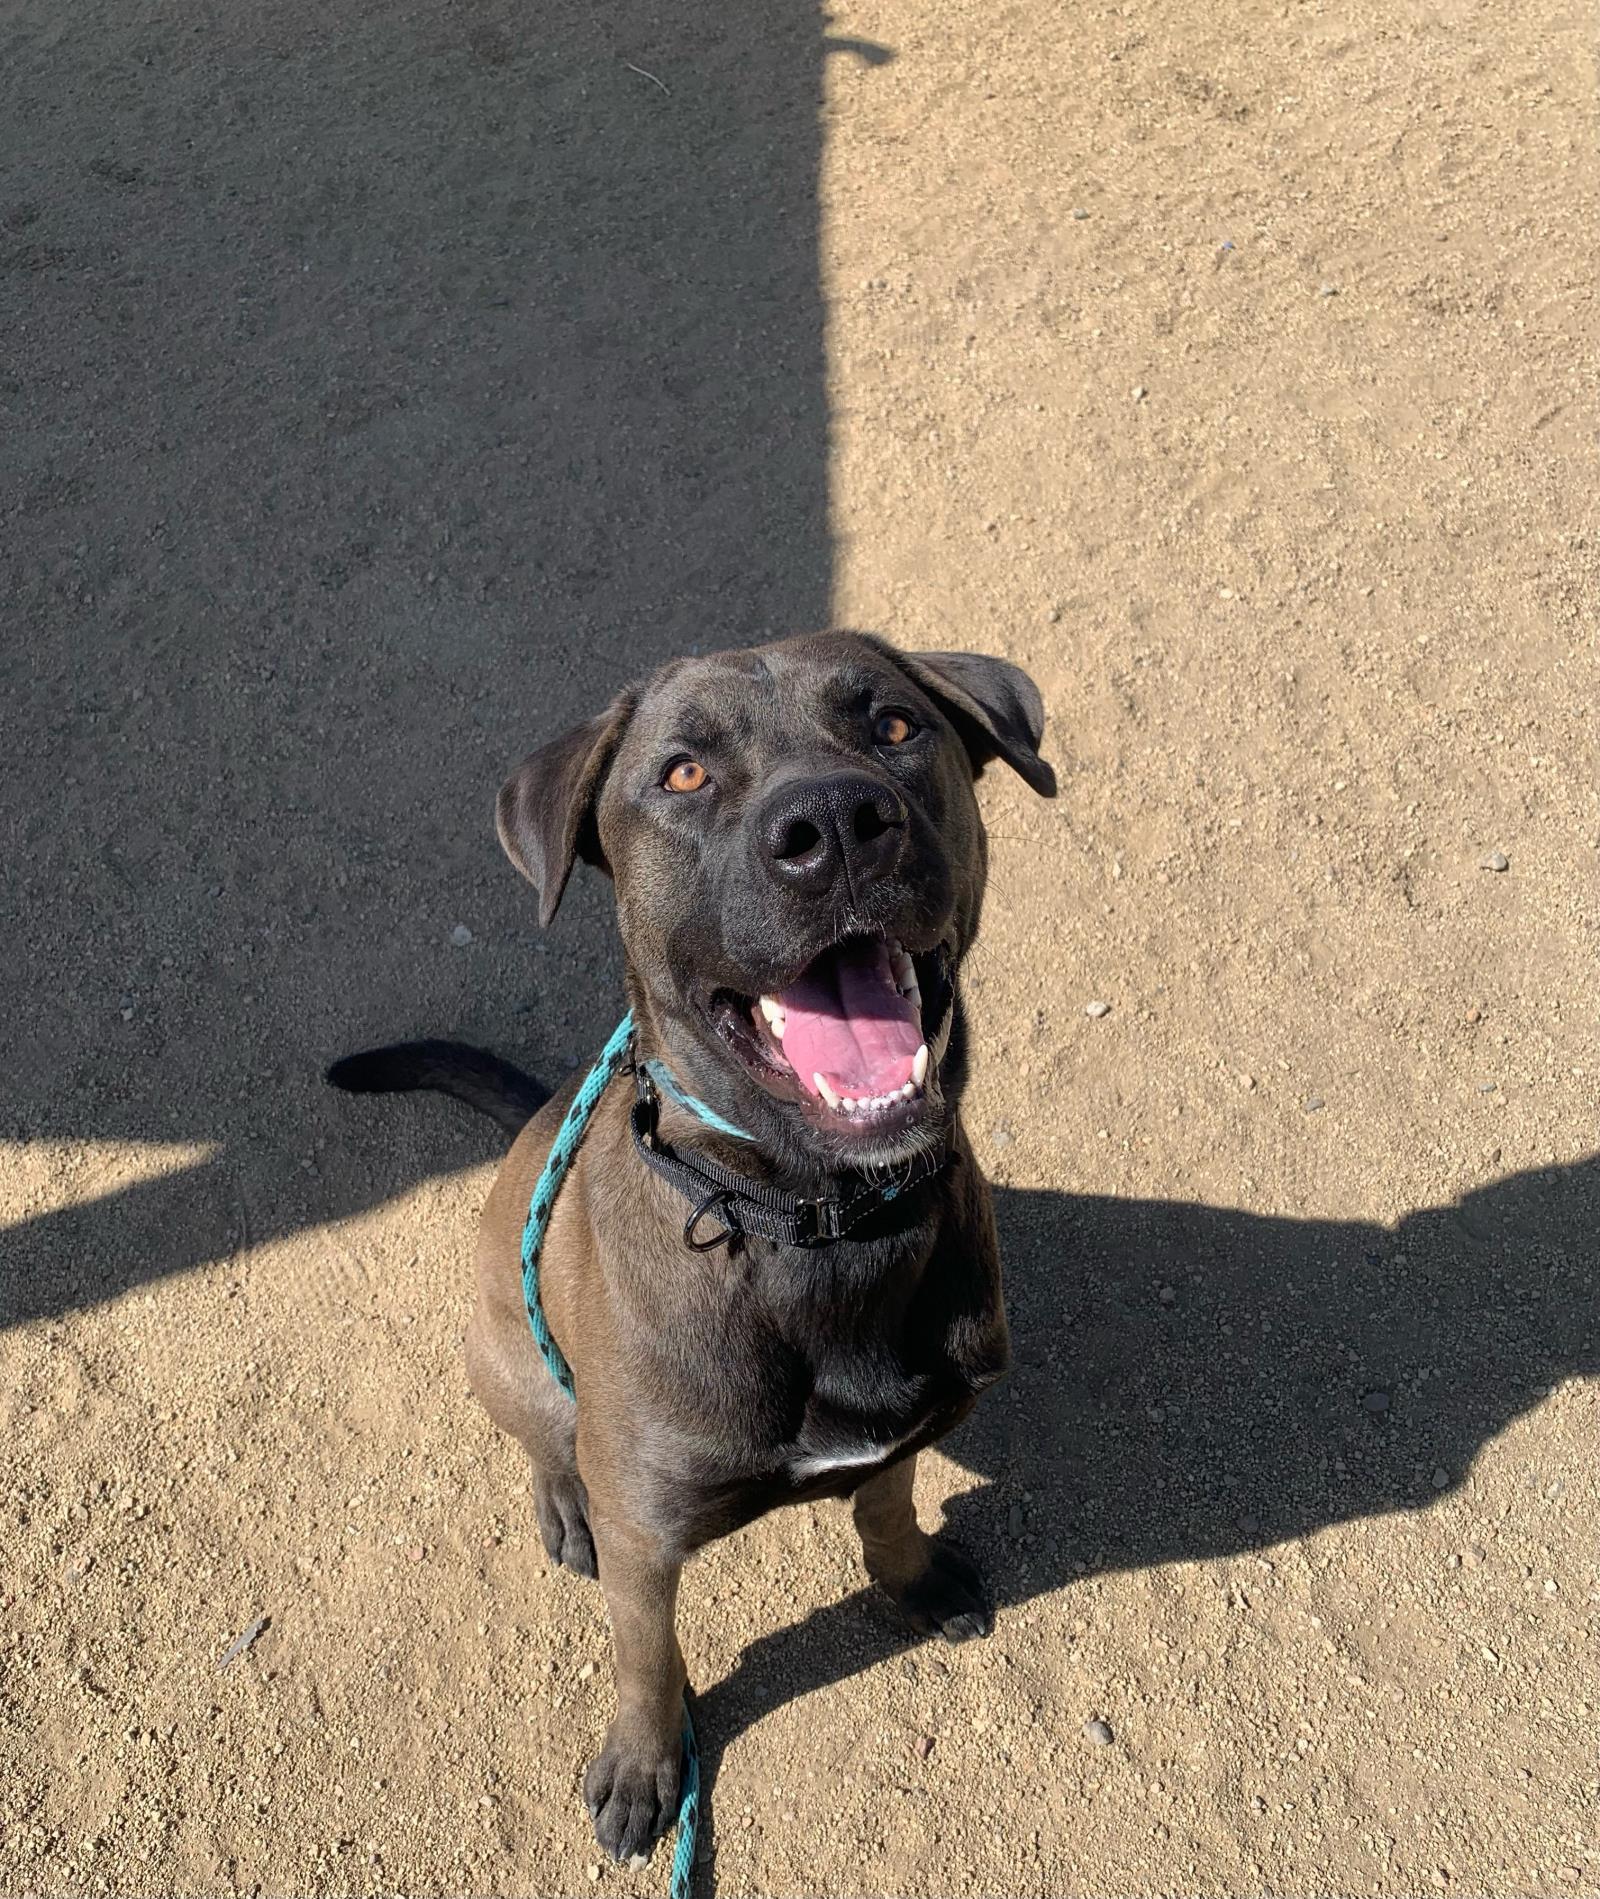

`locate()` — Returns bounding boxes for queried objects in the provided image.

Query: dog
[328,630,1055,1863]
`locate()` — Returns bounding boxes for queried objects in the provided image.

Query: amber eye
[663,757,709,793]
[873,709,917,746]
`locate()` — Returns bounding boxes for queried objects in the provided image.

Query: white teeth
[758,995,786,1037]
[814,1073,842,1111]
[912,1043,929,1088]
[889,948,919,997]
[900,1081,915,1100]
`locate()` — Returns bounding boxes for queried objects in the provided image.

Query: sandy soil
[3,0,1597,1892]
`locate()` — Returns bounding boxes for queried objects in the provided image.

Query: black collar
[629,1063,949,1252]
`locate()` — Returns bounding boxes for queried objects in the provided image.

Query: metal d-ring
[683,1189,736,1252]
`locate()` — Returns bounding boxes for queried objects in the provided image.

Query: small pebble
[1072,207,1089,220]
[1362,1389,1391,1414]
[1462,1545,1486,1568]
[1478,1081,1497,1094]
[1084,999,1111,1019]
[1158,1285,1176,1305]
[1432,1467,1450,1489]
[1480,851,1509,872]
[1083,1719,1114,1747]
[1303,1095,1325,1113]
[588,1867,600,1885]
[577,1660,595,1682]
[1465,1005,1482,1023]
[992,1124,1014,1148]
[1007,1503,1025,1537]
[449,922,473,947]
[1318,283,1340,297]
[1132,385,1147,403]
[408,1543,426,1563]
[912,1734,935,1759]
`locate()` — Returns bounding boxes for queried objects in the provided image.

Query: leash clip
[794,1195,845,1246]
[632,1062,660,1149]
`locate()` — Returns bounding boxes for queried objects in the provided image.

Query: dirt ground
[3,0,1597,1891]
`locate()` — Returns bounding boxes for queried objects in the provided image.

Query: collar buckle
[794,1195,845,1246]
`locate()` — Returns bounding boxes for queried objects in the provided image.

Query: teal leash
[518,1009,711,1899]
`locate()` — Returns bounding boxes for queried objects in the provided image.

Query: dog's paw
[583,1722,682,1864]
[533,1473,597,1579]
[894,1537,993,1643]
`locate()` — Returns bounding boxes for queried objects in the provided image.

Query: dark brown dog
[329,630,1055,1863]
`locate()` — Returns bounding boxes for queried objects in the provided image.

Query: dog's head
[497,632,1055,1169]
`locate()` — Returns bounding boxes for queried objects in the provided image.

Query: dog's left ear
[890,647,1057,796]
[496,691,636,927]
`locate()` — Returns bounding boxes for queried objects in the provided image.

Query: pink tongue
[779,938,922,1100]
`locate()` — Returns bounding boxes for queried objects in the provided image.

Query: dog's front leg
[853,1453,993,1641]
[583,1514,687,1863]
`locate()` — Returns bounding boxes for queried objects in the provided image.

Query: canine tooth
[911,1043,929,1088]
[814,1073,842,1111]
[900,1081,915,1100]
[758,995,786,1035]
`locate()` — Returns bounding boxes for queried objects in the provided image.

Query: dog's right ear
[496,692,636,927]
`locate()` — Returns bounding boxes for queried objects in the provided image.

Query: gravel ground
[3,0,1597,1892]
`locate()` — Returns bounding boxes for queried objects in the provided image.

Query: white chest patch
[787,1431,911,1483]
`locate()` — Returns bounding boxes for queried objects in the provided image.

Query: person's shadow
[3,0,884,1328]
[689,1154,1599,1869]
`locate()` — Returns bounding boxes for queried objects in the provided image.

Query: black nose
[759,771,909,896]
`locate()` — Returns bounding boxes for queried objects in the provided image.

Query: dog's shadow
[692,1155,1599,1868]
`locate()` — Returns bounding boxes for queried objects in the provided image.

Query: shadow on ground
[691,1154,1599,1873]
[2,0,848,1328]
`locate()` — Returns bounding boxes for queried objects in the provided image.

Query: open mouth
[707,933,953,1138]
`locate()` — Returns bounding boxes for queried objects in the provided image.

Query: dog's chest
[777,1361,955,1486]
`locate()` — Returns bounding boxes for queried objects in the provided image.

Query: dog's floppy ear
[892,647,1057,796]
[496,692,636,927]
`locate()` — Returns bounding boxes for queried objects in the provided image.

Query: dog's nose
[759,772,909,895]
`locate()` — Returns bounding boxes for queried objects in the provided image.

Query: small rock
[1480,851,1509,872]
[1318,283,1340,297]
[449,923,474,947]
[1465,1005,1482,1023]
[577,1660,595,1682]
[1303,1095,1325,1113]
[1239,1072,1256,1091]
[1083,1718,1114,1747]
[1132,385,1147,403]
[1362,1389,1391,1414]
[1158,1285,1176,1305]
[1431,1467,1450,1490]
[1462,1545,1486,1568]
[1007,1503,1025,1537]
[1072,207,1090,220]
[899,1658,917,1681]
[1478,1081,1497,1094]
[912,1734,935,1759]
[1084,1000,1111,1019]
[408,1543,426,1563]
[587,1867,600,1885]
[992,1124,1014,1148]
